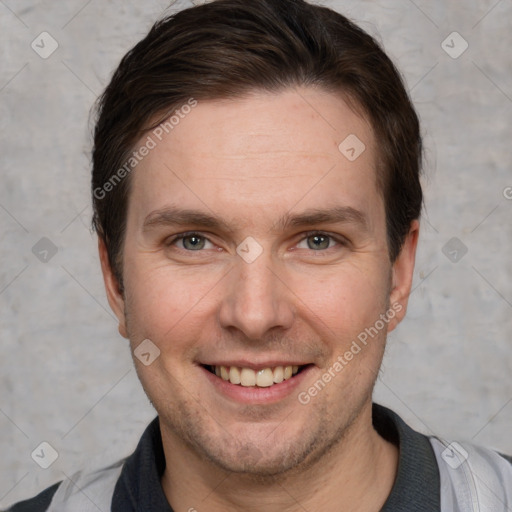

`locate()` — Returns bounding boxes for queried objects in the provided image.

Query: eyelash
[167,231,347,254]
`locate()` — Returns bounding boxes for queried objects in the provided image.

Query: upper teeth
[214,365,300,387]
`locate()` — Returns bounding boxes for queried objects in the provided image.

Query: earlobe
[98,237,128,339]
[387,220,420,333]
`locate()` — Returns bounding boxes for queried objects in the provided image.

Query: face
[100,87,418,477]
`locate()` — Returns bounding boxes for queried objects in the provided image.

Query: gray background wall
[1,0,511,507]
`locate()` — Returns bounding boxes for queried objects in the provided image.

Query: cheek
[123,251,391,356]
[123,261,219,346]
[295,263,390,334]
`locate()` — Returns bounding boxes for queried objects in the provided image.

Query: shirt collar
[374,403,440,511]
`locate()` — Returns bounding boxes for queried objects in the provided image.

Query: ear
[387,220,420,333]
[98,237,128,339]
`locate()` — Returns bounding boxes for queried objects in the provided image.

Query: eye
[169,232,215,251]
[296,232,345,251]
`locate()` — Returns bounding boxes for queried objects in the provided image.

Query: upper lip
[200,360,311,370]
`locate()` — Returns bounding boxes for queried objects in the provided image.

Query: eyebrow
[142,205,369,234]
[273,206,368,233]
[143,207,235,233]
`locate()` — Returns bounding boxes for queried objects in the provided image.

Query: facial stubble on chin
[130,334,383,484]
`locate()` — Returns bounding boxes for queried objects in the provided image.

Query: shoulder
[4,417,162,512]
[429,437,512,472]
[4,457,126,512]
[4,482,61,512]
[429,437,512,509]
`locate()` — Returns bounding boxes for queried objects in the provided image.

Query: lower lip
[200,365,314,404]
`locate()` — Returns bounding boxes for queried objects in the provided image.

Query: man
[6,0,512,510]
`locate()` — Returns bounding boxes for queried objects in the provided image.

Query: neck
[160,403,398,512]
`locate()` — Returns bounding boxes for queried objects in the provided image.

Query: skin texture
[100,87,419,512]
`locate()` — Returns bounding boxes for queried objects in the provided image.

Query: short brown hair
[92,0,423,288]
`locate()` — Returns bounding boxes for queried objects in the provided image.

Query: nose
[218,250,295,341]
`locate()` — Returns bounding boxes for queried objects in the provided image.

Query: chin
[172,411,342,482]
[204,443,314,479]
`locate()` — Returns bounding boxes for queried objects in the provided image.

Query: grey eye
[181,235,206,250]
[307,234,331,250]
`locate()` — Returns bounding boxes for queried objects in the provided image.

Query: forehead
[128,87,382,233]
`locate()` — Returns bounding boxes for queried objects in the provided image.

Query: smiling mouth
[203,364,309,387]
